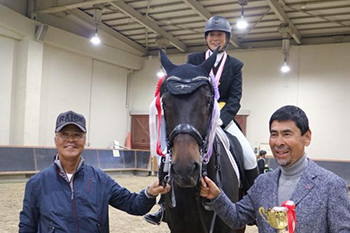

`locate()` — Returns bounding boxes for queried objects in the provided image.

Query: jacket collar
[268,158,321,206]
[290,159,320,205]
[202,51,232,70]
[53,154,85,182]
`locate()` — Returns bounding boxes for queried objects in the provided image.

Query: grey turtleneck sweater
[278,154,308,205]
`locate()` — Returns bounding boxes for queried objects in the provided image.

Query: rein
[199,136,224,233]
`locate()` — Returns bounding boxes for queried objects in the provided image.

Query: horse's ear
[199,47,220,75]
[159,49,177,74]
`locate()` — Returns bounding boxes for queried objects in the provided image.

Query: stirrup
[202,199,213,211]
[143,206,164,225]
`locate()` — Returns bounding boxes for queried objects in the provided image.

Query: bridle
[163,76,215,162]
[161,75,224,233]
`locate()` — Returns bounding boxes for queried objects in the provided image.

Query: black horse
[157,48,253,233]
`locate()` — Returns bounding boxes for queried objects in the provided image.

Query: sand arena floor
[0,175,259,233]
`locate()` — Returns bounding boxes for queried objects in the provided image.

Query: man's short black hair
[269,105,309,135]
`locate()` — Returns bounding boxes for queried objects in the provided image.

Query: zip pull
[69,178,75,201]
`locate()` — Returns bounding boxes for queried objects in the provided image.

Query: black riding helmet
[204,16,231,51]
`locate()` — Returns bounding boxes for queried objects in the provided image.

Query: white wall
[298,44,350,161]
[89,60,128,148]
[0,37,16,144]
[39,46,129,148]
[0,5,135,148]
[129,43,350,162]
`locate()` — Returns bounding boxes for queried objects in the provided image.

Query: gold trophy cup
[259,206,288,233]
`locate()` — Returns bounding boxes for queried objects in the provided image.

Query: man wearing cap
[19,110,170,233]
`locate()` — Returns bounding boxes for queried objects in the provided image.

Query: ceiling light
[90,8,102,45]
[279,24,291,73]
[236,0,248,30]
[90,32,101,45]
[281,61,290,73]
[157,69,165,78]
[236,16,248,29]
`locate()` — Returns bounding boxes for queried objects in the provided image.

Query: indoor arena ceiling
[27,0,350,55]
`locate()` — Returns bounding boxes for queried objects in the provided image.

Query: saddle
[215,129,256,195]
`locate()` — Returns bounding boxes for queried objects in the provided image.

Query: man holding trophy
[201,105,350,232]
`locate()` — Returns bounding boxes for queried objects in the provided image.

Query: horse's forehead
[163,64,211,95]
[168,64,207,79]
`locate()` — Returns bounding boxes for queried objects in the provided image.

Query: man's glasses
[56,132,85,141]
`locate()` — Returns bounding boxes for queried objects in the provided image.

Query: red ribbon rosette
[282,200,297,233]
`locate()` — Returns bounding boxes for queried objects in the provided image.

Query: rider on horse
[144,16,259,226]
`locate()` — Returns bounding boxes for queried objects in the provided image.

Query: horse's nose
[171,160,199,177]
[171,160,200,187]
[170,134,201,187]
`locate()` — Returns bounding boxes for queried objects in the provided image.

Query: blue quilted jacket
[19,157,156,233]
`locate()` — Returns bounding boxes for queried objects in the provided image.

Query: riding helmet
[204,16,231,41]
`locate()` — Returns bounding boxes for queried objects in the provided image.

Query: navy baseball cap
[55,110,86,132]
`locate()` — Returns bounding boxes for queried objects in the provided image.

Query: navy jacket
[187,52,243,127]
[208,159,350,232]
[19,159,156,233]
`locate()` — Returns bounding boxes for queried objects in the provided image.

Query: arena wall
[0,146,151,179]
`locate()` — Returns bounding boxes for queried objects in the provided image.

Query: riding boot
[143,200,166,225]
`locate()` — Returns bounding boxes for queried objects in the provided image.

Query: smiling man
[200,105,350,232]
[19,110,170,233]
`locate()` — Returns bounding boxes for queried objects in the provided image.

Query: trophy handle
[258,207,269,223]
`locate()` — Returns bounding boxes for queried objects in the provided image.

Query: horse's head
[159,48,218,188]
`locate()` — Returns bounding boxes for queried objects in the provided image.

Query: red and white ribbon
[152,76,165,157]
[282,200,297,233]
[205,49,227,84]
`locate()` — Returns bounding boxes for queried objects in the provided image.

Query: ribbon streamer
[282,200,297,233]
[205,50,227,84]
[155,76,165,156]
